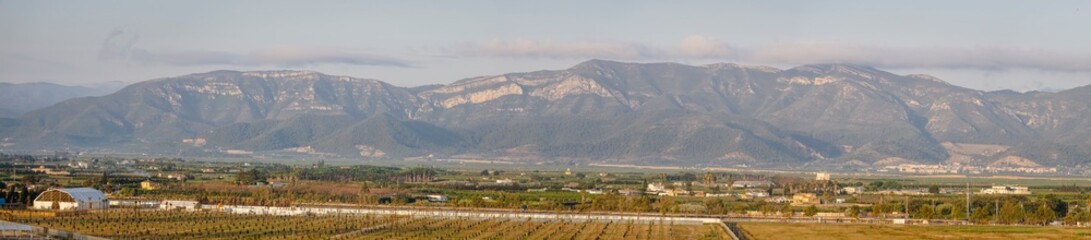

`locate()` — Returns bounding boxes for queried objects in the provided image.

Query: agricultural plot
[3,209,729,240]
[737,222,1091,240]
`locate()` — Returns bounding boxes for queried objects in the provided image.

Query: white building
[842,186,865,194]
[731,180,775,188]
[743,191,770,198]
[32,188,108,211]
[427,195,449,202]
[161,200,200,210]
[981,185,1031,195]
[816,172,831,181]
[647,183,666,192]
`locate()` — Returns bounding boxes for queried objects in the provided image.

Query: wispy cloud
[456,40,661,59]
[98,27,412,67]
[452,35,1091,72]
[97,26,141,61]
[750,43,1091,72]
[451,35,738,60]
[125,48,412,67]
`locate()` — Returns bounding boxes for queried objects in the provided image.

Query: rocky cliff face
[3,60,1089,168]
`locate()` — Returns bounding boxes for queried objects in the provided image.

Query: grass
[737,222,1091,240]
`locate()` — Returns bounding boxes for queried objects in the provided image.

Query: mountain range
[0,82,123,118]
[2,60,1089,169]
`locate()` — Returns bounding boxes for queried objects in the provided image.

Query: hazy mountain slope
[0,82,122,118]
[2,60,1089,168]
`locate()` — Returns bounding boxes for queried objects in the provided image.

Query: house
[842,186,865,194]
[766,196,790,203]
[427,194,449,202]
[646,183,666,192]
[731,180,775,188]
[157,172,189,181]
[816,172,831,181]
[160,200,199,210]
[742,190,769,198]
[658,189,690,196]
[31,166,70,176]
[704,193,733,197]
[32,188,108,211]
[981,185,1031,195]
[140,180,162,190]
[792,193,820,205]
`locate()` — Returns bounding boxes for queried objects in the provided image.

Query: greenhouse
[32,188,108,211]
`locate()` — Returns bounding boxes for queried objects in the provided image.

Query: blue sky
[2,1,1090,91]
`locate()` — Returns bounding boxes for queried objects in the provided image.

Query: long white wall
[203,204,720,225]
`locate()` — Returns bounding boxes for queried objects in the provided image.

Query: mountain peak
[569,59,628,70]
[791,63,881,75]
[906,74,951,85]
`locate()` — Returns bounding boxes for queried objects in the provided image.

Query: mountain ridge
[2,60,1089,169]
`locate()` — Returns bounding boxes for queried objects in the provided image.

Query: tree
[703,172,716,185]
[1064,208,1090,225]
[917,204,937,220]
[928,185,940,194]
[236,169,266,185]
[780,204,793,217]
[998,201,1022,224]
[970,202,994,224]
[804,205,818,217]
[1030,203,1057,225]
[846,205,861,219]
[949,202,967,220]
[1041,195,1068,219]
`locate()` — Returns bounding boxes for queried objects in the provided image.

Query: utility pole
[966,181,972,223]
[931,198,936,219]
[905,195,910,222]
[995,199,1000,224]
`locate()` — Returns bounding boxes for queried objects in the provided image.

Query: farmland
[2,209,729,240]
[737,222,1091,240]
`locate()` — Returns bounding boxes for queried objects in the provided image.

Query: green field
[738,222,1091,240]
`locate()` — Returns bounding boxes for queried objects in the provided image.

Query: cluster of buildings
[879,163,1058,175]
[882,164,960,174]
[980,185,1031,195]
[976,166,1058,174]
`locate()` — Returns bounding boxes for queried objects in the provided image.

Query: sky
[2,1,1090,92]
